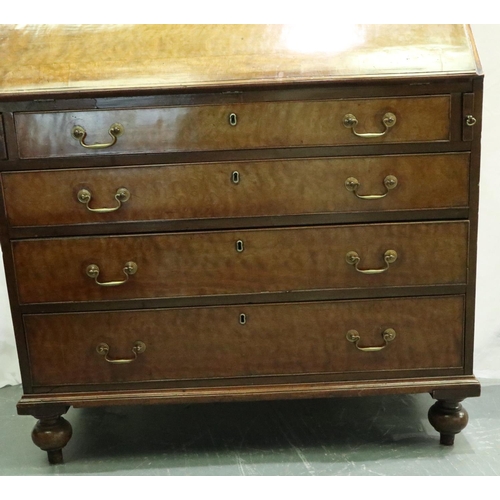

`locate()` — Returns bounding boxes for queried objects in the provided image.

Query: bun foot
[32,414,73,464]
[47,449,64,465]
[428,399,469,446]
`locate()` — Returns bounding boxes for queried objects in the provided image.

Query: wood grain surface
[24,295,465,387]
[0,25,480,97]
[1,153,469,227]
[12,222,468,304]
[14,96,451,158]
[0,24,484,460]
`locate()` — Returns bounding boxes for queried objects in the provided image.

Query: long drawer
[24,296,465,387]
[12,222,468,304]
[1,153,470,227]
[15,96,451,158]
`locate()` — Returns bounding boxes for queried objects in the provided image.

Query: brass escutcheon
[229,113,238,126]
[236,240,244,253]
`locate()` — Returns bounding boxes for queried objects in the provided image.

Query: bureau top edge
[0,24,482,99]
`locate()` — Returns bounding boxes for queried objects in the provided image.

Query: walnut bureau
[0,25,483,463]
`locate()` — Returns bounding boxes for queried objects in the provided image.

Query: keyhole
[229,113,238,126]
[236,240,244,253]
[239,313,246,325]
[232,171,240,184]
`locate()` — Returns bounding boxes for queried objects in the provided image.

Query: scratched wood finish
[1,153,470,227]
[24,295,465,387]
[0,25,479,96]
[14,96,451,159]
[0,25,484,460]
[12,222,468,305]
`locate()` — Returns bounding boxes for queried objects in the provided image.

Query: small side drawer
[24,296,465,388]
[0,114,6,159]
[14,96,451,159]
[1,153,470,227]
[12,221,468,304]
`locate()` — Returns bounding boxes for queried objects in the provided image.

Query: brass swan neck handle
[86,261,137,287]
[71,123,124,149]
[77,188,130,213]
[345,175,398,200]
[345,250,397,275]
[346,328,397,352]
[96,341,146,364]
[343,112,396,138]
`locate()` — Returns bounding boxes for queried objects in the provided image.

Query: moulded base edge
[16,375,481,415]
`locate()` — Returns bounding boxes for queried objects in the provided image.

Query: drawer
[13,222,468,304]
[15,96,451,158]
[24,296,465,387]
[2,153,470,227]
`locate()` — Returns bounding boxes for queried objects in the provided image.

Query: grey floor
[1,382,499,475]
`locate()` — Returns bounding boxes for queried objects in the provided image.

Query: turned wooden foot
[428,399,469,446]
[32,414,73,464]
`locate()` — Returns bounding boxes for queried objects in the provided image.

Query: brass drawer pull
[346,249,397,274]
[346,328,396,352]
[466,114,477,127]
[86,261,137,287]
[345,175,398,199]
[96,341,146,364]
[343,112,396,138]
[77,187,130,213]
[71,123,124,149]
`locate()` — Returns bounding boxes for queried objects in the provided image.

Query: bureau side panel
[0,174,32,390]
[464,75,483,374]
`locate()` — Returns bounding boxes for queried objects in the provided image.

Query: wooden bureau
[0,24,483,463]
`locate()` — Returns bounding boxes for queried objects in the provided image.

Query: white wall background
[0,25,499,388]
[469,24,500,382]
[0,254,18,386]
